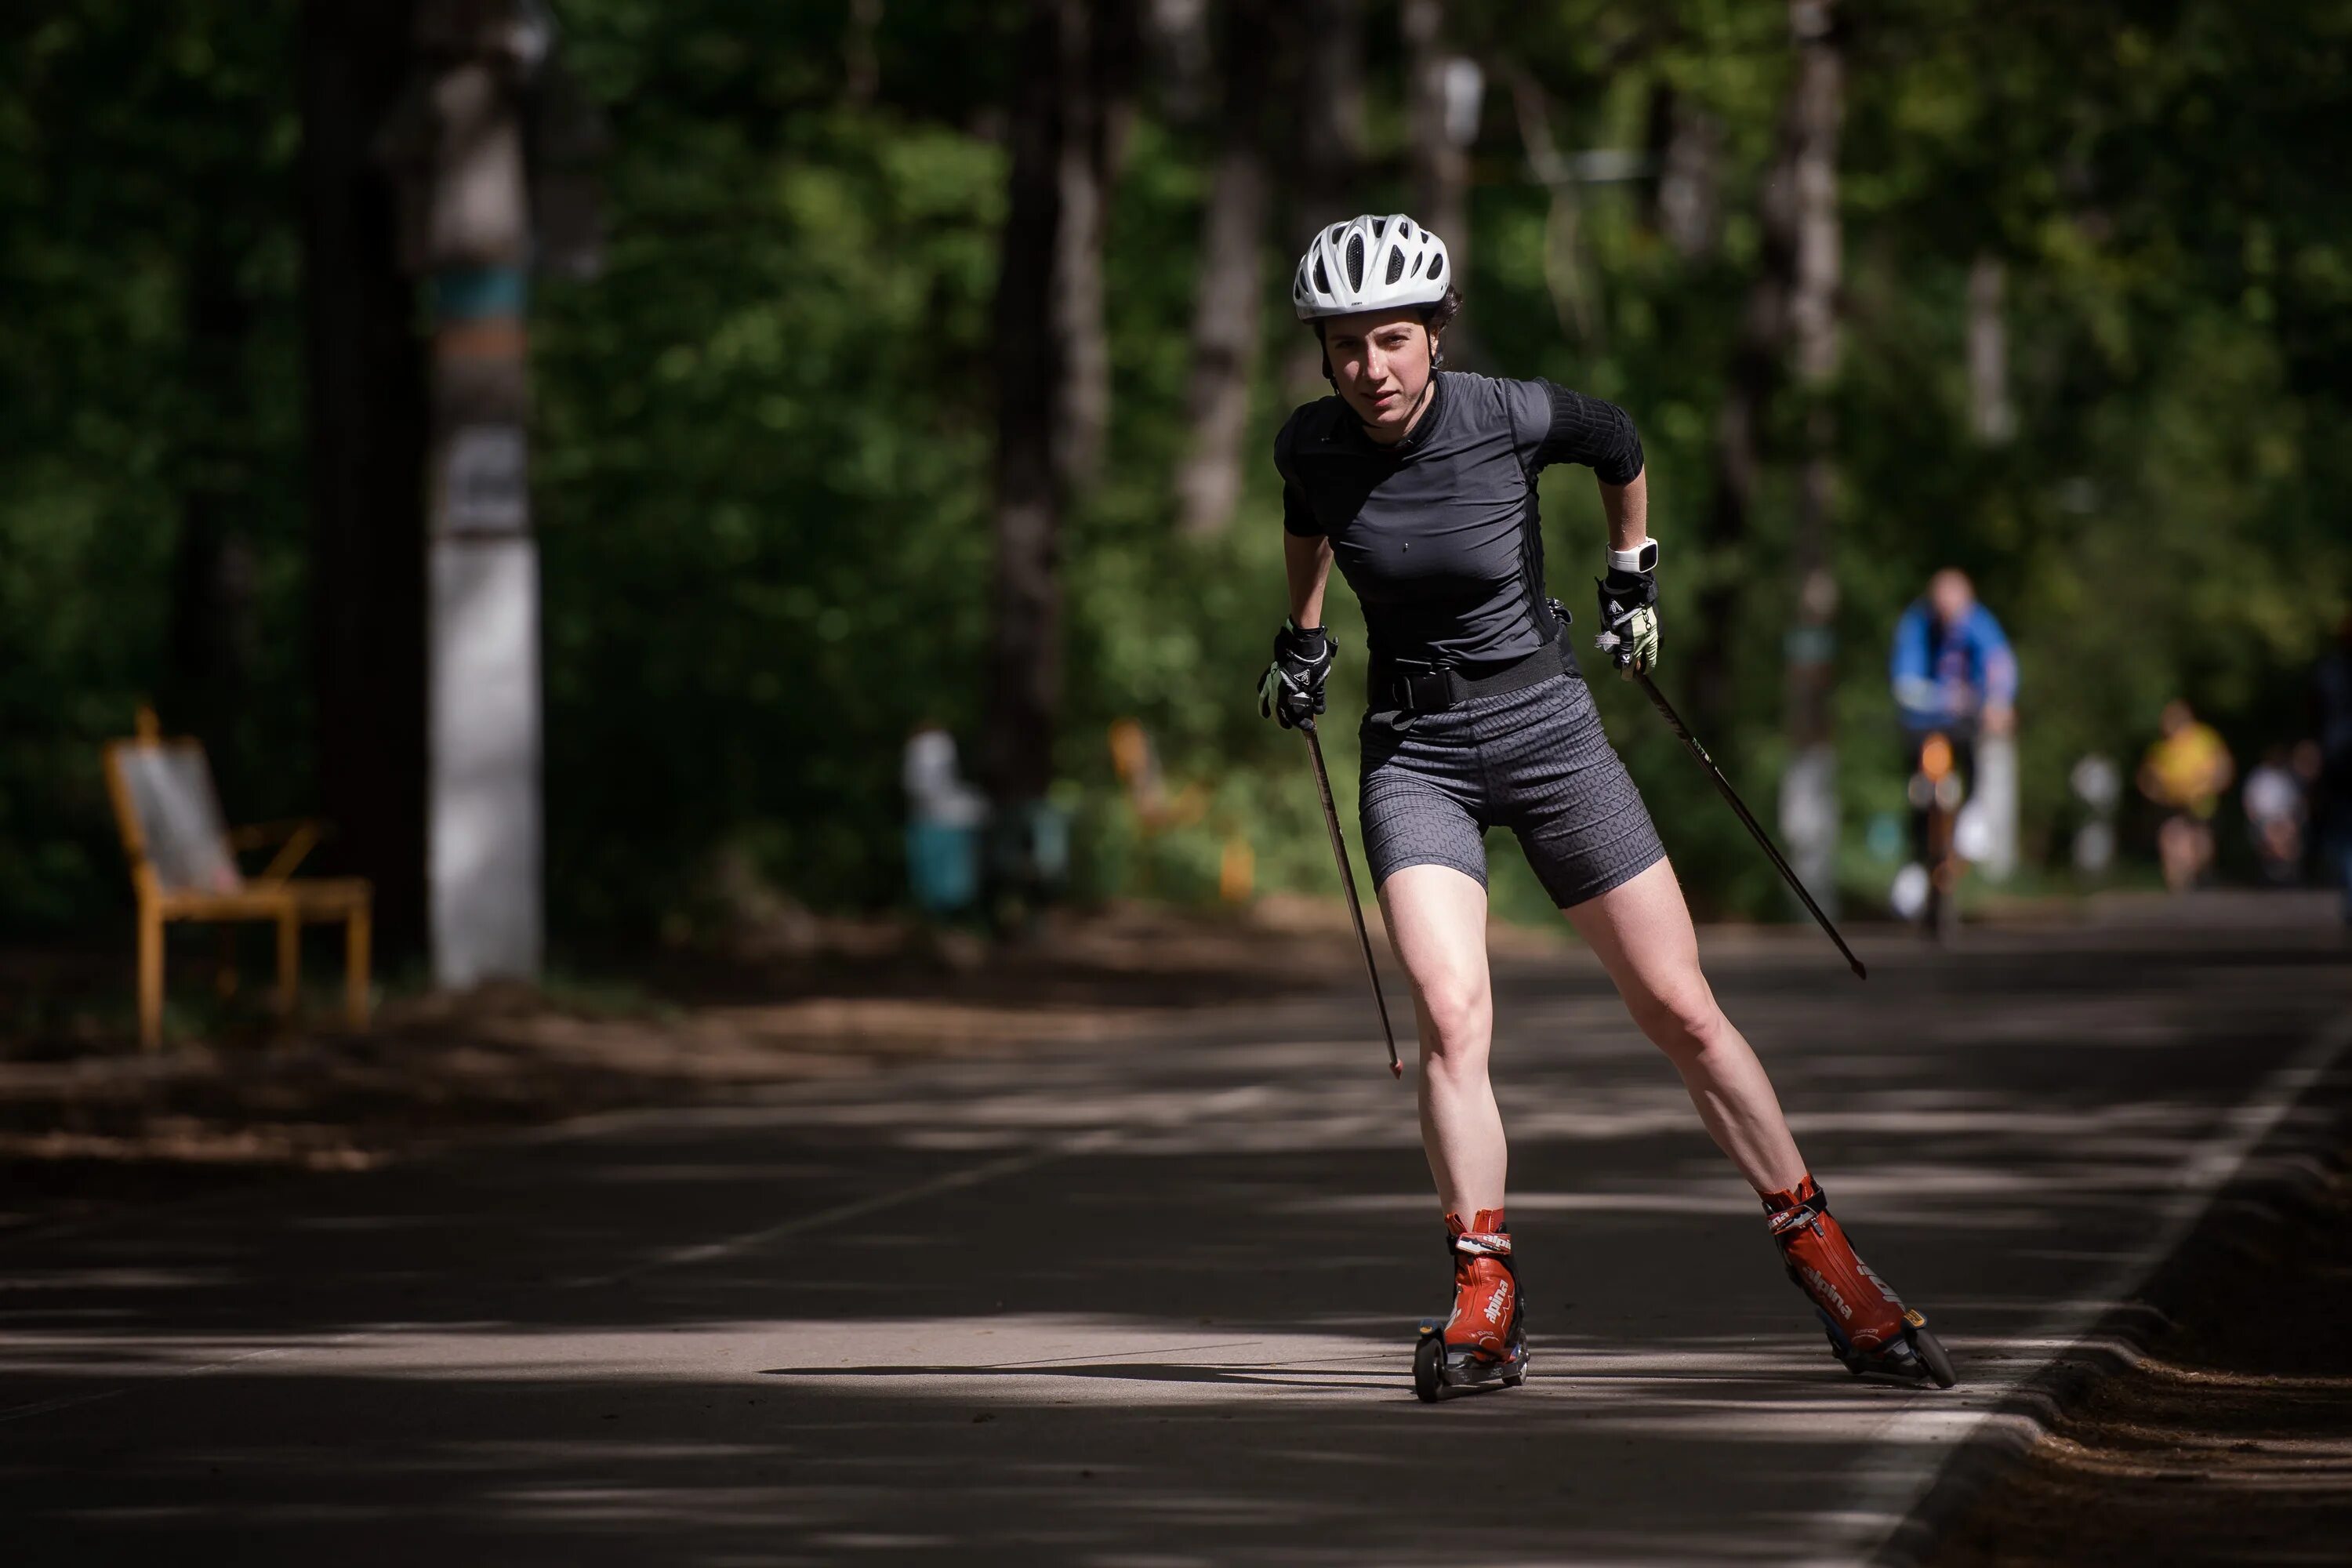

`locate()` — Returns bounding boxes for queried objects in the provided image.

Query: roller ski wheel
[1909,1315,1959,1389]
[1413,1327,1443,1403]
[1413,1319,1529,1401]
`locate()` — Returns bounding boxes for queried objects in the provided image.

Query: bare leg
[1377,864,1504,1217]
[1564,858,1806,1193]
[2158,816,2198,892]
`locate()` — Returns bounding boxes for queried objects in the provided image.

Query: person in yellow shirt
[2139,699,2235,891]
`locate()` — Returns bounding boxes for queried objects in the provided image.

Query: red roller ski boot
[1763,1176,1956,1388]
[1413,1209,1529,1402]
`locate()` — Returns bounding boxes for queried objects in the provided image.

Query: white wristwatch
[1609,540,1659,573]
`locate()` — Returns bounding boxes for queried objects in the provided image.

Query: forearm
[1284,533,1334,626]
[1599,470,1650,555]
[1592,468,1659,676]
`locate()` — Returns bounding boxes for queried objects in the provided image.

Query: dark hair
[1310,285,1463,382]
[1422,286,1464,337]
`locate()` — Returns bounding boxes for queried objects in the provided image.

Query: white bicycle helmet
[1291,213,1452,321]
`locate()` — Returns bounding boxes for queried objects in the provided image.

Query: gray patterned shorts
[1359,667,1666,909]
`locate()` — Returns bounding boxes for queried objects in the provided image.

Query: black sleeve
[1531,380,1644,486]
[1275,409,1323,537]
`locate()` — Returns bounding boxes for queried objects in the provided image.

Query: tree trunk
[302,0,429,957]
[1690,1,1836,739]
[1049,2,1107,495]
[1276,0,1363,395]
[843,0,884,105]
[1145,0,1214,122]
[1778,0,1845,912]
[1967,252,2014,444]
[987,0,1132,814]
[166,227,256,774]
[1174,0,1271,539]
[1507,71,1592,347]
[1291,0,1363,230]
[1050,0,1137,493]
[1403,0,1478,343]
[412,4,545,988]
[1647,83,1722,260]
[987,0,1074,807]
[1692,224,1791,735]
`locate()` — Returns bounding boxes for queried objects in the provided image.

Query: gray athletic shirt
[1276,371,1643,672]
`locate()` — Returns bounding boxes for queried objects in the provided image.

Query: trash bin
[906,819,981,916]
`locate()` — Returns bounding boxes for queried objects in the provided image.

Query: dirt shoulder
[0,899,1558,1236]
[1922,1125,2352,1565]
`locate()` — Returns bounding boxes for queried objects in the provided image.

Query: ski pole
[1301,718,1404,1078]
[1625,670,1867,981]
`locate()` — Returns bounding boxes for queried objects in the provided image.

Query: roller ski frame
[1818,1305,1958,1388]
[1413,1211,1529,1403]
[1413,1315,1528,1401]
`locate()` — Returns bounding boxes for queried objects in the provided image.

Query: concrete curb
[1868,1023,2352,1567]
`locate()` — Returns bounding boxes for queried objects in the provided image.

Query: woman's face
[1322,308,1439,440]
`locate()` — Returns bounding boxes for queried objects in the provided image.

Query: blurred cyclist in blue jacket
[1891,569,2016,865]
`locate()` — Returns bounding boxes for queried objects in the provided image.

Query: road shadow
[2,920,2346,1565]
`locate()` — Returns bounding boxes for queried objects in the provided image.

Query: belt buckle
[1384,662,1453,715]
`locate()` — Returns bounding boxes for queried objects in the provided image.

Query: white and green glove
[1595,540,1660,679]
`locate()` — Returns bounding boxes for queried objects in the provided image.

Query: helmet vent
[1289,213,1451,321]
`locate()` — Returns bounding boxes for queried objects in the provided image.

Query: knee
[1416,969,1492,1059]
[1628,980,1726,1057]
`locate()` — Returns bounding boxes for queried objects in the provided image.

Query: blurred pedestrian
[902,723,988,916]
[1888,568,2017,913]
[2241,746,2307,886]
[2137,699,2234,892]
[2070,753,2122,879]
[1891,569,2018,757]
[2314,615,2352,923]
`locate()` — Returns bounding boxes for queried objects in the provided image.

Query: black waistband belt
[1371,637,1569,716]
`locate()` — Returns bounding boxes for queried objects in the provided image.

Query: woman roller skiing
[1256,214,1956,1398]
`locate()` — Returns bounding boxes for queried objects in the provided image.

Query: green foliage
[0,1,305,934]
[2,0,2347,942]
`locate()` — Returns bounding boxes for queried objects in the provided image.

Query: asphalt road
[4,896,2347,1567]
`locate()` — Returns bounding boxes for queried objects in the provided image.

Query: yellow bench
[103,708,372,1050]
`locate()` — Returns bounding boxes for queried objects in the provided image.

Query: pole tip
[1391,1060,1403,1079]
[1850,959,1869,981]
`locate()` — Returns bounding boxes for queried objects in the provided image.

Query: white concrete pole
[417,21,541,986]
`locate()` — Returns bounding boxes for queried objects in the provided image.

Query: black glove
[1258,619,1336,730]
[1595,554,1661,679]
